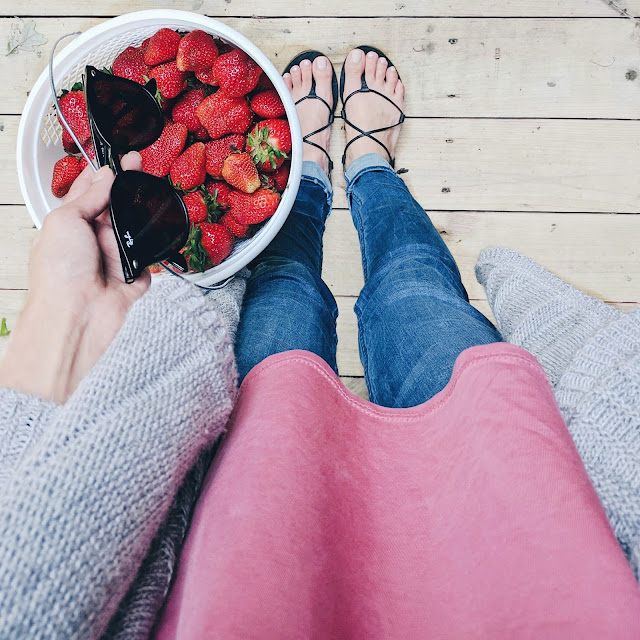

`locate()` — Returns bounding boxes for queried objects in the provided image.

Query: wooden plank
[2,18,640,118]
[3,204,639,301]
[4,0,640,18]
[4,117,640,213]
[322,209,640,301]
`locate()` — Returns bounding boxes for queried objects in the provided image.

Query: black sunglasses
[50,37,189,283]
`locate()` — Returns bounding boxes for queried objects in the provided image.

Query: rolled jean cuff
[302,161,333,203]
[344,153,394,186]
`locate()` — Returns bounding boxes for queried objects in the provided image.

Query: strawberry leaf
[183,225,212,272]
[0,317,10,337]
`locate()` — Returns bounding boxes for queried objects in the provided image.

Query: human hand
[0,152,151,402]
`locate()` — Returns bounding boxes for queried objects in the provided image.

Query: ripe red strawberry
[62,128,79,153]
[195,66,217,86]
[149,61,189,100]
[205,180,233,208]
[143,28,181,66]
[222,152,260,193]
[170,142,206,190]
[183,189,218,224]
[112,45,152,85]
[254,73,275,91]
[220,211,250,238]
[196,90,253,139]
[250,90,285,119]
[270,161,290,192]
[247,119,291,172]
[228,188,280,224]
[204,134,246,178]
[194,126,210,142]
[58,90,91,147]
[140,122,188,177]
[78,141,97,170]
[172,88,205,132]
[176,30,218,72]
[184,223,235,271]
[213,49,262,98]
[51,155,83,198]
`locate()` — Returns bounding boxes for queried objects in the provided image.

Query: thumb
[65,166,115,221]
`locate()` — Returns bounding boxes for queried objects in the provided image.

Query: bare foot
[283,55,334,174]
[342,48,405,170]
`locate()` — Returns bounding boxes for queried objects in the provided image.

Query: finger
[64,166,115,222]
[64,163,99,202]
[120,150,143,172]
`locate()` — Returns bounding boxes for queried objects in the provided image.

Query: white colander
[17,10,303,286]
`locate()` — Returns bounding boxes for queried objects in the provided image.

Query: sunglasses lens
[110,171,189,273]
[85,67,163,151]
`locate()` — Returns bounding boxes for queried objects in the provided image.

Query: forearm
[0,279,238,639]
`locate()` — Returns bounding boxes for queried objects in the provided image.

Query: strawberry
[270,161,290,192]
[228,188,280,224]
[51,155,83,198]
[204,134,246,177]
[78,141,97,170]
[195,66,217,86]
[250,90,285,119]
[170,142,206,190]
[176,30,218,72]
[143,28,181,66]
[184,223,235,271]
[172,88,205,132]
[194,126,210,142]
[183,189,219,224]
[58,90,91,147]
[221,152,260,193]
[213,49,262,98]
[140,122,188,177]
[247,119,291,172]
[62,128,79,153]
[196,90,253,139]
[149,61,189,100]
[205,179,234,208]
[254,73,275,92]
[220,211,250,238]
[112,45,152,85]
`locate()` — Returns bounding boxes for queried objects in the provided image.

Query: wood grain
[2,18,639,118]
[3,0,640,17]
[4,117,640,213]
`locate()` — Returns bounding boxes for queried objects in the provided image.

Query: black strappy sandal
[339,46,405,169]
[284,51,339,174]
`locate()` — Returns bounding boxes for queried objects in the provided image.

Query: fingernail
[91,166,111,183]
[126,150,142,161]
[351,50,362,62]
[317,57,327,70]
[367,51,376,58]
[301,59,311,67]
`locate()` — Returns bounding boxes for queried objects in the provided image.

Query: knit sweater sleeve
[0,277,239,640]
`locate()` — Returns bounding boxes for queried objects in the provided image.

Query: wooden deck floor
[1,1,639,398]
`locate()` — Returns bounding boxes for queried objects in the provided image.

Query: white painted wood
[2,18,639,117]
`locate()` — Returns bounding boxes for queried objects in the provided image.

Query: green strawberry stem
[183,225,212,273]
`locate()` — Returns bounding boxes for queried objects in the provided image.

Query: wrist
[0,294,85,402]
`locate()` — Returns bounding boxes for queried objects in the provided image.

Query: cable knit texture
[0,274,246,640]
[476,247,640,579]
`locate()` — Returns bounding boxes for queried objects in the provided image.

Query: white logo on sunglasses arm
[125,231,134,247]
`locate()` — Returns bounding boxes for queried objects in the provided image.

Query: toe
[395,79,405,100]
[385,65,399,92]
[283,72,293,91]
[313,56,334,110]
[364,50,378,87]
[300,58,313,94]
[375,56,388,85]
[290,64,302,88]
[344,48,365,86]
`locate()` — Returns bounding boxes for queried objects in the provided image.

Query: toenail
[317,56,327,69]
[291,65,299,73]
[301,59,311,67]
[351,50,362,62]
[380,58,387,65]
[367,51,376,58]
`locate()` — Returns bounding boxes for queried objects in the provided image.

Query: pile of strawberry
[51,27,292,273]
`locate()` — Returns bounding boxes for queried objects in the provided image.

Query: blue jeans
[235,154,502,408]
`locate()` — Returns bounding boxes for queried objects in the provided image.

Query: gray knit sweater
[0,273,247,640]
[0,251,639,639]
